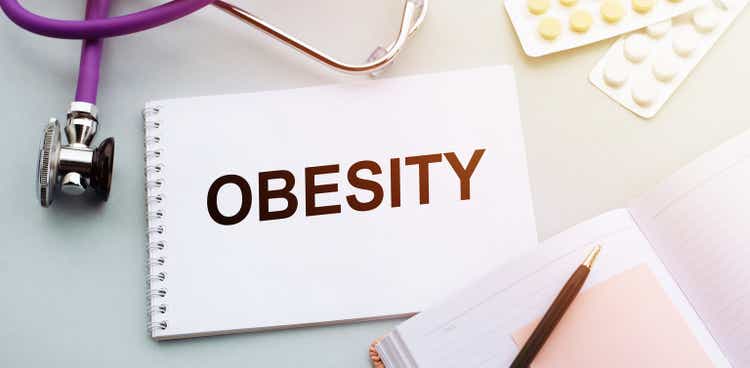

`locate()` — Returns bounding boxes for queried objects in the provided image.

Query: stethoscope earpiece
[36,102,114,207]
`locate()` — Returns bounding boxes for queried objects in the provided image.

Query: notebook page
[377,209,728,368]
[630,130,750,367]
[145,66,539,339]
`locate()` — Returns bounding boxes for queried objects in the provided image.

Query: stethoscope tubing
[77,0,110,103]
[2,0,428,101]
[1,0,216,103]
[0,0,214,39]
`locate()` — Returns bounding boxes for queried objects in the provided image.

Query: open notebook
[142,66,539,339]
[376,129,750,368]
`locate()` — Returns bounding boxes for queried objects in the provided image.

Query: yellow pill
[560,0,578,7]
[528,0,551,15]
[601,0,625,23]
[569,10,593,32]
[632,0,655,13]
[538,17,562,40]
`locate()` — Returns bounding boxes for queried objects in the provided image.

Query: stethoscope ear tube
[213,0,428,76]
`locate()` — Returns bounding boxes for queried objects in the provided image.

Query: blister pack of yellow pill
[589,0,748,118]
[505,0,708,56]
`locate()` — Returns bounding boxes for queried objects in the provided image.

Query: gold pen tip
[582,245,601,269]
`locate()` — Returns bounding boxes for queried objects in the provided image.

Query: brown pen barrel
[509,265,591,368]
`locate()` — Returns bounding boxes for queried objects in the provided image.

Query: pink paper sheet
[513,264,713,367]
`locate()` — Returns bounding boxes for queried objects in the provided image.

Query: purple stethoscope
[0,0,427,208]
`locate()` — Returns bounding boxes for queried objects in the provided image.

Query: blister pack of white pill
[589,0,748,118]
[505,0,708,57]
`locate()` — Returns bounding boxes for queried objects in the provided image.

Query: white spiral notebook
[142,66,538,340]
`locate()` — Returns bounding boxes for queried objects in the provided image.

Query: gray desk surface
[1,1,748,367]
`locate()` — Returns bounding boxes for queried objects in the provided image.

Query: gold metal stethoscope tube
[212,0,428,76]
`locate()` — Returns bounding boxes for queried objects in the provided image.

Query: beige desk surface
[0,0,748,367]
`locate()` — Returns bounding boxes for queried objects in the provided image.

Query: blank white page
[377,209,728,368]
[144,66,539,339]
[630,130,750,367]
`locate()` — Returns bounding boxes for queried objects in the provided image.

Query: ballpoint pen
[510,245,602,368]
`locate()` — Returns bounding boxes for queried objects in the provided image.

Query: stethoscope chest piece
[37,102,114,207]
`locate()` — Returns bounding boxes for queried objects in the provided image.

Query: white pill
[624,33,651,63]
[646,20,672,38]
[631,76,658,107]
[652,52,680,82]
[672,28,699,57]
[604,58,630,88]
[692,6,720,33]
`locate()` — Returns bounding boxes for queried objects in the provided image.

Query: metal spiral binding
[147,194,165,204]
[148,209,165,220]
[149,304,168,315]
[148,240,167,251]
[143,105,161,118]
[147,271,167,282]
[148,288,168,298]
[146,179,164,191]
[145,149,162,159]
[146,164,164,176]
[147,225,165,235]
[147,321,168,331]
[145,136,161,145]
[147,257,166,267]
[144,105,168,334]
[143,106,162,129]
